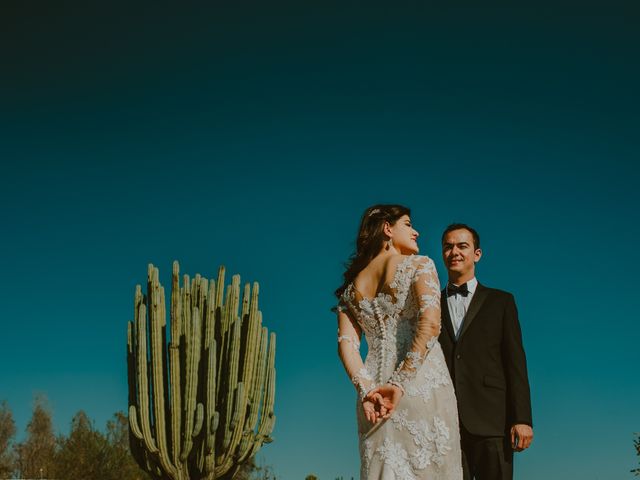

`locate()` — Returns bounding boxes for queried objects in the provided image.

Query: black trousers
[461,425,513,480]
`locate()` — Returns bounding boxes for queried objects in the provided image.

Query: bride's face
[388,215,419,254]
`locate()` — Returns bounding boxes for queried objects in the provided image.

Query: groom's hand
[510,424,533,452]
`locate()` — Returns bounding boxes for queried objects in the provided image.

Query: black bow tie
[447,283,469,297]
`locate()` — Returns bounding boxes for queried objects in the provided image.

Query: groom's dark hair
[442,223,481,250]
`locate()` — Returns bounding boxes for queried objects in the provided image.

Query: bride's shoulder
[406,254,437,271]
[385,254,413,268]
[385,254,431,274]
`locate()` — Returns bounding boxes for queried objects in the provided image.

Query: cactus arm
[128,405,144,440]
[215,266,225,309]
[182,274,191,343]
[220,312,242,451]
[127,320,144,441]
[203,338,217,472]
[237,325,269,462]
[193,402,204,436]
[205,281,215,347]
[169,261,182,468]
[256,332,277,441]
[241,282,251,319]
[181,307,201,461]
[214,381,247,477]
[149,268,177,477]
[229,275,241,325]
[135,302,158,454]
[240,283,261,397]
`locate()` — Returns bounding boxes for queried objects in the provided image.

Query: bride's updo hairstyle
[335,204,411,300]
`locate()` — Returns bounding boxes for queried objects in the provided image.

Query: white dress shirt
[446,277,478,338]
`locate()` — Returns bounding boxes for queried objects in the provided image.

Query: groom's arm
[502,293,533,428]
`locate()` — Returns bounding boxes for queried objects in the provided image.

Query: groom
[439,224,533,480]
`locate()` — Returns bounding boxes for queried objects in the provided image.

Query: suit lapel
[458,283,490,340]
[440,289,456,342]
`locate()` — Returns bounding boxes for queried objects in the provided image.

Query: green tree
[54,410,149,480]
[14,395,56,479]
[104,411,150,480]
[233,455,276,480]
[633,433,640,476]
[54,410,107,479]
[305,475,318,480]
[0,401,16,478]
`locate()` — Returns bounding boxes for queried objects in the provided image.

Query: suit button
[456,354,462,360]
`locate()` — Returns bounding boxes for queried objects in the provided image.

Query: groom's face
[442,229,481,277]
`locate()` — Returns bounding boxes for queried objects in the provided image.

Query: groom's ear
[474,248,482,263]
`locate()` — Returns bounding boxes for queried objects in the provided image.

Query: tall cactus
[127,262,276,480]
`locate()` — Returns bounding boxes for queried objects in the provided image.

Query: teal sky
[1,2,639,479]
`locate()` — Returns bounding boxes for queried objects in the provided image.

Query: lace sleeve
[337,303,376,400]
[388,256,441,391]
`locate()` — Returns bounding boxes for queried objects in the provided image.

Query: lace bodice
[337,255,441,399]
[337,254,461,479]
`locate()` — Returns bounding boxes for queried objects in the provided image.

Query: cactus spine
[127,262,276,480]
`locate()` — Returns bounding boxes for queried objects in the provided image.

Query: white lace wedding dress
[338,255,462,480]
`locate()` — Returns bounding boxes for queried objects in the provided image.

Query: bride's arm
[337,308,376,400]
[387,256,442,392]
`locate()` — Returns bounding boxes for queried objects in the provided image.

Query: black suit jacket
[439,283,533,437]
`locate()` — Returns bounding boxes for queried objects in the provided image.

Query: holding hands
[362,383,404,423]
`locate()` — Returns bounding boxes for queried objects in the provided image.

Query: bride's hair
[335,204,411,300]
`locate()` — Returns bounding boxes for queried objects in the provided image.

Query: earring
[387,238,393,250]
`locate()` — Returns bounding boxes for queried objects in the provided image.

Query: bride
[336,204,462,479]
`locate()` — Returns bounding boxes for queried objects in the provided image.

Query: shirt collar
[449,277,478,294]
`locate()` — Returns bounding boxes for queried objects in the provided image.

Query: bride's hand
[366,384,404,419]
[362,398,379,424]
[362,392,388,424]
